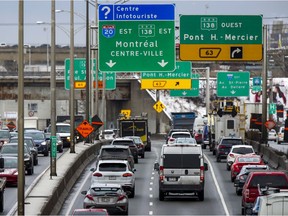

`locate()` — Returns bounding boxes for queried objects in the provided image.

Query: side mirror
[132,168,136,172]
[204,162,208,171]
[0,158,4,169]
[90,167,95,172]
[154,162,159,171]
[81,191,87,195]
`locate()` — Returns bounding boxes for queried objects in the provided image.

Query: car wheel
[213,150,216,155]
[236,188,242,196]
[216,157,221,162]
[241,207,245,215]
[129,187,135,198]
[159,189,164,201]
[141,153,145,158]
[27,166,34,175]
[231,175,235,182]
[203,144,206,149]
[59,148,63,153]
[198,190,204,201]
[0,190,3,213]
[44,151,49,156]
[34,158,38,166]
[278,141,281,145]
[226,164,230,171]
[134,157,138,164]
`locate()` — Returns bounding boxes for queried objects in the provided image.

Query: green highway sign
[217,72,250,97]
[98,4,175,72]
[269,103,276,115]
[180,15,263,61]
[65,58,116,90]
[170,74,199,97]
[51,136,57,158]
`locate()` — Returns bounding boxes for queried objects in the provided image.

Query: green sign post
[269,103,276,115]
[170,74,199,97]
[217,72,250,97]
[98,4,175,72]
[64,58,116,90]
[51,136,57,158]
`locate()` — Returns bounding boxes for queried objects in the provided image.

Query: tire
[34,158,38,166]
[159,189,164,201]
[44,151,49,157]
[141,153,145,158]
[241,207,245,215]
[198,190,204,201]
[213,150,216,155]
[0,191,3,212]
[27,166,34,175]
[134,157,138,164]
[216,157,221,162]
[203,144,206,149]
[236,188,242,196]
[129,187,135,198]
[226,164,230,171]
[59,148,63,153]
[231,176,235,182]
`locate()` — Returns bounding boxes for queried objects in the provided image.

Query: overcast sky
[0,0,288,46]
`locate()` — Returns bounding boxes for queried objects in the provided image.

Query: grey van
[154,144,208,201]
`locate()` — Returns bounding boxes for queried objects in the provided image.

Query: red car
[0,156,18,186]
[230,155,264,182]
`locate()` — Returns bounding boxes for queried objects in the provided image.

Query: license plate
[109,176,116,180]
[169,177,177,181]
[102,197,110,202]
[225,152,228,154]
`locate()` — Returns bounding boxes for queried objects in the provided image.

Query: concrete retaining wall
[247,139,288,170]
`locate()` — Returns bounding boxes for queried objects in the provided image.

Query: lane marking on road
[149,211,153,215]
[149,187,153,191]
[65,168,92,216]
[149,202,153,206]
[204,153,230,216]
[149,194,153,198]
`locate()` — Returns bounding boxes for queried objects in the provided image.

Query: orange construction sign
[76,120,94,138]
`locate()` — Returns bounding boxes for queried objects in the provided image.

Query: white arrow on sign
[182,91,187,96]
[157,59,168,67]
[230,90,236,95]
[106,60,116,68]
[231,48,241,58]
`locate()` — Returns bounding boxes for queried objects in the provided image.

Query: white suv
[90,160,136,198]
[278,127,284,144]
[167,131,192,144]
[226,145,255,171]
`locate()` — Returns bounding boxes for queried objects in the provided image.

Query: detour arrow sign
[76,120,94,138]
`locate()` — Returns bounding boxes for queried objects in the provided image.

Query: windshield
[0,131,10,138]
[1,144,28,154]
[3,158,17,168]
[56,125,70,133]
[233,147,254,154]
[24,132,45,140]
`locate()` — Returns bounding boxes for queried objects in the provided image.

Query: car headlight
[67,137,71,141]
[41,141,47,145]
[4,141,8,144]
[24,154,31,161]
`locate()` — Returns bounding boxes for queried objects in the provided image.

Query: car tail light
[122,173,133,177]
[93,172,102,177]
[229,153,234,158]
[219,145,226,149]
[159,166,164,181]
[85,194,94,201]
[244,189,250,199]
[200,166,204,182]
[117,195,126,202]
[169,138,175,142]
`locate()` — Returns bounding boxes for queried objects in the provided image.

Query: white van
[252,192,288,215]
[154,144,208,201]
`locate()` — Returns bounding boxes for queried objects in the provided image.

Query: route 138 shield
[102,25,115,38]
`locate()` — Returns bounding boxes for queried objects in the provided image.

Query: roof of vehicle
[171,131,191,135]
[221,136,243,140]
[100,145,129,149]
[175,137,197,144]
[24,129,44,133]
[162,144,203,154]
[112,137,133,141]
[231,145,253,149]
[90,183,122,188]
[56,122,70,126]
[98,159,129,164]
[248,170,288,176]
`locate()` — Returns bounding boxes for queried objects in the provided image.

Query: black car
[111,138,139,163]
[124,136,145,158]
[0,142,34,175]
[9,136,39,165]
[24,130,49,156]
[215,137,243,162]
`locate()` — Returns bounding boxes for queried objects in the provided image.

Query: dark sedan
[24,130,49,156]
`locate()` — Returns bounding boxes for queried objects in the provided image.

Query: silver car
[91,160,136,198]
[81,183,128,215]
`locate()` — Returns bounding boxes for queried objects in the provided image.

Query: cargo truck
[170,112,197,133]
[118,115,151,151]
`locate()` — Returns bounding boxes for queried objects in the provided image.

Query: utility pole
[70,0,75,153]
[50,0,57,176]
[85,0,90,142]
